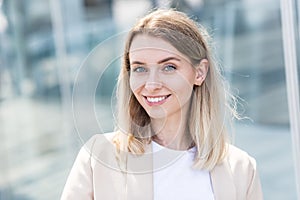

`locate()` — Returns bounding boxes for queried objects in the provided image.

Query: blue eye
[163,64,176,72]
[132,66,147,73]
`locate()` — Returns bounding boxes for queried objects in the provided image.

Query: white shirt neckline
[152,141,215,200]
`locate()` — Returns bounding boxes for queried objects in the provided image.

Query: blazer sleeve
[228,145,264,200]
[61,136,97,200]
[246,156,264,200]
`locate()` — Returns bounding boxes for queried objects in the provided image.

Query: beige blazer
[61,133,263,200]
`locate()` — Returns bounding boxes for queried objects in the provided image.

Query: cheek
[174,83,194,100]
[167,76,194,102]
[167,71,194,89]
[129,76,145,103]
[129,76,145,93]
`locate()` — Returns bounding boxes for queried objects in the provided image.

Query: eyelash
[162,64,177,72]
[131,64,177,73]
[132,66,147,73]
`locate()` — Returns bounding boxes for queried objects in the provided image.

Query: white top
[152,141,215,200]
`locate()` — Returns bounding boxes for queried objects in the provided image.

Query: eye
[132,66,147,73]
[162,64,177,72]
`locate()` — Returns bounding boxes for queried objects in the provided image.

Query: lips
[143,94,171,106]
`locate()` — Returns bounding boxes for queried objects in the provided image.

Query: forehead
[129,34,189,63]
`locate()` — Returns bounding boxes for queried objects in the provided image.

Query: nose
[145,81,163,91]
[144,71,162,92]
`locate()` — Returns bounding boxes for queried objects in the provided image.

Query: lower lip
[144,96,170,106]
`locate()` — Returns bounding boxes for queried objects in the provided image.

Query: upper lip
[143,94,170,98]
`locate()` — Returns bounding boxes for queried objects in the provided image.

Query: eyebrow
[130,57,181,65]
[158,57,181,64]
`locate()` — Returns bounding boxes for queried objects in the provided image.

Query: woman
[61,9,263,200]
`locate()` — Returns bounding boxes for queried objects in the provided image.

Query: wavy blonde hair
[114,9,237,170]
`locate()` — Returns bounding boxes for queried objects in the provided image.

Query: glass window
[0,0,299,199]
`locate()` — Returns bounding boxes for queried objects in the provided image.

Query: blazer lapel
[126,143,154,200]
[210,160,236,200]
[125,142,185,200]
[122,142,237,200]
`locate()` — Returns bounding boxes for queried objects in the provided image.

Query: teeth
[147,96,166,103]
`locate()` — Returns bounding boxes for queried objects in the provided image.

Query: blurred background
[0,0,299,199]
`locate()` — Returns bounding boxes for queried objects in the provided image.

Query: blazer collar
[125,142,236,200]
[125,142,185,200]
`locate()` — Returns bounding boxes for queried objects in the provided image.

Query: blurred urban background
[0,0,299,199]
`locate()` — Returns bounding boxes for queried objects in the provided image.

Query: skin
[129,34,208,150]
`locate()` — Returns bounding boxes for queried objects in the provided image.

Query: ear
[194,58,209,86]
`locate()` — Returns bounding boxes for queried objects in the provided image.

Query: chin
[146,108,168,120]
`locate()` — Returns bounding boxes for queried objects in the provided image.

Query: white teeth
[147,96,166,103]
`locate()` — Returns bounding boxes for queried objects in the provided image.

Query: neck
[151,113,193,151]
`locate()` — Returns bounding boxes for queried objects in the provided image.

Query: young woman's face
[129,34,206,120]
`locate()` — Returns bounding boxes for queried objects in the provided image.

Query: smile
[144,95,171,105]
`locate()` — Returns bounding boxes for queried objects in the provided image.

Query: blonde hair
[114,9,237,170]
